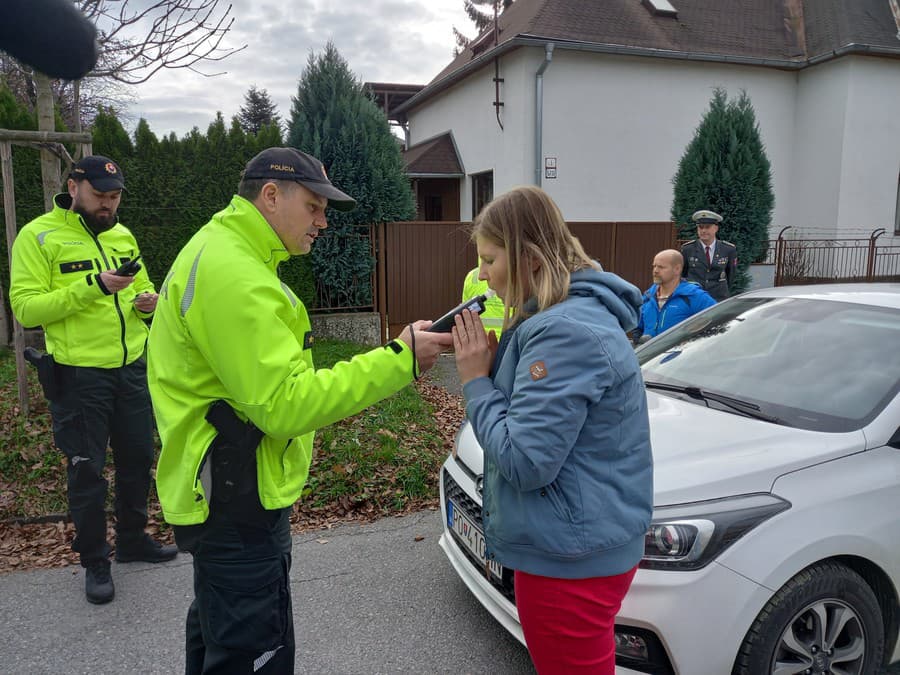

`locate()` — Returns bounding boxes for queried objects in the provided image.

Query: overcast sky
[125,0,472,138]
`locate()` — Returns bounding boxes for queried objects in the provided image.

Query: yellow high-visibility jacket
[148,195,416,525]
[10,193,155,368]
[462,266,505,337]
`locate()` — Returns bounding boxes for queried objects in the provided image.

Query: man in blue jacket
[636,249,716,341]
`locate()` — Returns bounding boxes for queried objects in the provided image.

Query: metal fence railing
[772,227,899,285]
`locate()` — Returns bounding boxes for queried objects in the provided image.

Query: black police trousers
[49,358,155,566]
[174,494,294,675]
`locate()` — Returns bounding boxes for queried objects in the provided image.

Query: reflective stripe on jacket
[148,195,416,525]
[9,193,155,368]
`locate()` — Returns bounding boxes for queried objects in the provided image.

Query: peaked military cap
[691,209,723,224]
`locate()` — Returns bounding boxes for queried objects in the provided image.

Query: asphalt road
[1,504,897,674]
[0,509,534,674]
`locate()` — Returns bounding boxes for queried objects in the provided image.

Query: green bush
[288,42,415,309]
[671,88,774,293]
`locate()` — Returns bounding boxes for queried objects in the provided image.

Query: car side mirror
[889,426,900,449]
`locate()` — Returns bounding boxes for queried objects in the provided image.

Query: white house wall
[408,50,545,219]
[837,57,900,242]
[536,50,797,225]
[788,59,851,237]
[407,46,899,238]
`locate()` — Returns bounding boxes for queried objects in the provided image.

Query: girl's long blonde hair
[473,185,598,330]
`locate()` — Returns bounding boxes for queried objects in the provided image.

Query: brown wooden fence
[375,221,675,339]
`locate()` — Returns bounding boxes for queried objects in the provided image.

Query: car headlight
[641,493,790,570]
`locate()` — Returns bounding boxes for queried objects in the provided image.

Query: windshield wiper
[644,381,781,424]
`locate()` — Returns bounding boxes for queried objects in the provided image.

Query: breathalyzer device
[427,290,496,333]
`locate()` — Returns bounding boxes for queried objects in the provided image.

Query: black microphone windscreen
[0,0,98,80]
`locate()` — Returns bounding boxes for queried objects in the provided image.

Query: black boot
[85,559,114,604]
[115,533,178,563]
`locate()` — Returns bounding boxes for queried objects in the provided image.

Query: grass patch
[0,340,453,522]
[303,339,448,514]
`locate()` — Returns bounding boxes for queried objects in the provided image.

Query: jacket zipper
[82,220,129,366]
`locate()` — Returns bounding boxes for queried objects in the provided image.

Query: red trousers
[514,566,638,674]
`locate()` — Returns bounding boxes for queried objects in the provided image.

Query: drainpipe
[534,42,554,186]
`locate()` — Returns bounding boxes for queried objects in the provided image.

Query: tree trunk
[35,73,60,210]
[0,283,8,347]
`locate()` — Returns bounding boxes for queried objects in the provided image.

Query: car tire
[732,561,885,675]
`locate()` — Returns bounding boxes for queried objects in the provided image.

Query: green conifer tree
[91,107,135,161]
[237,85,281,135]
[671,88,774,293]
[287,42,415,309]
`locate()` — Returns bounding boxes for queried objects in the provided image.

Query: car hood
[453,392,867,506]
[646,392,865,504]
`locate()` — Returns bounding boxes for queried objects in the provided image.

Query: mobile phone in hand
[113,254,142,277]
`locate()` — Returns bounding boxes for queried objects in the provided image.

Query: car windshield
[637,296,900,432]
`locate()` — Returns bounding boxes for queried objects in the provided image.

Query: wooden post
[0,129,92,416]
[1,140,29,415]
[376,222,388,342]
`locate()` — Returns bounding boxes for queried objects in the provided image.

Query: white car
[439,284,900,675]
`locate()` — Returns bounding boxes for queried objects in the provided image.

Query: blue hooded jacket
[462,268,654,579]
[638,280,716,339]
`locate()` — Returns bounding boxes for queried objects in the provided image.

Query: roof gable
[428,0,900,86]
[402,132,464,176]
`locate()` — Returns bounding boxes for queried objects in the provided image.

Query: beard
[74,204,118,234]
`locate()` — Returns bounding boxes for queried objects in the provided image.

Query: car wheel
[733,561,884,675]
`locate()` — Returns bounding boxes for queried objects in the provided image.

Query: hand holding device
[113,254,142,277]
[427,290,496,333]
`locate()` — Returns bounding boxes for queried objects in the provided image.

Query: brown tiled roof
[402,133,464,176]
[803,0,900,58]
[417,0,900,107]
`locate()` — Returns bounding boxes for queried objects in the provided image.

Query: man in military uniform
[680,209,737,301]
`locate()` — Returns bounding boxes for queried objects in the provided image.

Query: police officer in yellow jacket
[9,155,177,606]
[462,263,505,338]
[147,147,453,675]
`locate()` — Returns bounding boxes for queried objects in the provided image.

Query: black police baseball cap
[242,147,357,212]
[70,155,125,192]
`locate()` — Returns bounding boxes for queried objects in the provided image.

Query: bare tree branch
[78,0,246,85]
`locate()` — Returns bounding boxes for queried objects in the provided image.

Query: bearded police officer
[147,147,453,674]
[680,210,737,301]
[9,155,177,605]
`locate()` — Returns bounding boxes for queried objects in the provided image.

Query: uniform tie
[705,245,711,266]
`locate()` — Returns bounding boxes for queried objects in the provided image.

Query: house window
[895,171,900,235]
[472,171,493,218]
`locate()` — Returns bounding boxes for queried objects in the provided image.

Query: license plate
[447,500,504,581]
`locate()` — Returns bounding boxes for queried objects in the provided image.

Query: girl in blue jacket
[452,186,654,674]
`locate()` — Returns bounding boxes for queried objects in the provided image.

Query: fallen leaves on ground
[0,374,465,575]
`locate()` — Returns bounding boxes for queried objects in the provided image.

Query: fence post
[376,222,388,342]
[866,228,886,282]
[774,226,791,287]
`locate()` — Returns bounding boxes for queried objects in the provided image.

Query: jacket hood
[569,267,642,333]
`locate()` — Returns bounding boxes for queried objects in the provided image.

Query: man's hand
[396,320,453,375]
[98,270,135,293]
[133,292,159,313]
[452,309,498,385]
